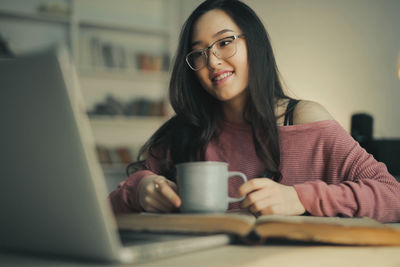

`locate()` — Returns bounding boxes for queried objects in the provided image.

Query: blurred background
[1,0,399,190]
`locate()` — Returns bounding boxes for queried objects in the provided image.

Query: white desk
[2,245,400,267]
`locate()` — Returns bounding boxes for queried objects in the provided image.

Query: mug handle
[227,171,248,204]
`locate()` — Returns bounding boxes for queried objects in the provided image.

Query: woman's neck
[221,98,246,124]
[222,108,245,123]
[221,97,289,125]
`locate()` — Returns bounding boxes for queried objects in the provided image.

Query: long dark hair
[127,0,291,182]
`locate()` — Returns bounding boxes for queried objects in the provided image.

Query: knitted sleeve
[107,153,165,214]
[292,122,400,222]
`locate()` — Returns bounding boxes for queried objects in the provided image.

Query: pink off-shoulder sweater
[108,120,400,222]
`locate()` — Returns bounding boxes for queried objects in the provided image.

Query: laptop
[0,46,231,263]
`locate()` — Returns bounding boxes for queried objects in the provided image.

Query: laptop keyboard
[119,230,210,246]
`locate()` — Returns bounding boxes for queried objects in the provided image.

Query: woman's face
[190,9,249,108]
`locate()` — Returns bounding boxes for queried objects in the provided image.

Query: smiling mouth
[212,71,233,83]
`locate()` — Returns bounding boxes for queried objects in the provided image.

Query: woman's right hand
[139,175,181,213]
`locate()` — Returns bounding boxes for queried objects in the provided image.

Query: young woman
[108,0,400,222]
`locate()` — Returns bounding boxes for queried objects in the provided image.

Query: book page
[255,215,385,227]
[254,215,400,245]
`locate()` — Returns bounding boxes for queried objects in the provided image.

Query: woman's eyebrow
[191,29,235,47]
[212,29,234,38]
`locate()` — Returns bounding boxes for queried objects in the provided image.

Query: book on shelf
[88,95,167,117]
[96,145,134,165]
[79,34,169,72]
[101,43,114,68]
[116,147,134,164]
[136,52,169,72]
[116,212,400,246]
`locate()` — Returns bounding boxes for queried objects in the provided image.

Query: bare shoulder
[293,100,334,125]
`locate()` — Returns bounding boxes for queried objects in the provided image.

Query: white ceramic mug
[176,161,248,213]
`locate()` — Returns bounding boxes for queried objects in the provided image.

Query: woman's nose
[207,49,222,69]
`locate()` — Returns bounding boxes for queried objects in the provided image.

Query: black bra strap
[283,99,300,126]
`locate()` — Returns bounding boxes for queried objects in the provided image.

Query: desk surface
[2,245,400,267]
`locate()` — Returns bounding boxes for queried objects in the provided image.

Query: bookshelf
[0,9,70,25]
[89,115,166,147]
[0,0,180,182]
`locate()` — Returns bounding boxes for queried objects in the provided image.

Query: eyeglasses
[185,34,245,71]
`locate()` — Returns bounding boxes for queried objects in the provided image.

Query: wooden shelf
[0,10,169,37]
[89,115,168,147]
[0,10,70,25]
[79,19,169,37]
[101,163,127,175]
[78,68,170,83]
[89,115,167,125]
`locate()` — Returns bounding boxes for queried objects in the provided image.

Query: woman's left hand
[238,178,306,216]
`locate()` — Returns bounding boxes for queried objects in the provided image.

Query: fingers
[152,182,177,211]
[239,178,282,215]
[241,190,280,215]
[140,176,181,213]
[143,195,171,213]
[238,178,273,196]
[240,187,269,209]
[155,179,181,208]
[248,197,279,215]
[239,180,305,216]
[164,179,178,192]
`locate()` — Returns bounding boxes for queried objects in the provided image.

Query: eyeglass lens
[187,36,237,70]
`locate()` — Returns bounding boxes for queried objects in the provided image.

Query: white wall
[181,0,400,138]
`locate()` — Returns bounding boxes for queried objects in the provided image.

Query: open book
[116,212,400,246]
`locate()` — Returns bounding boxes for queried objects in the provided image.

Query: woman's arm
[239,100,400,222]
[292,101,400,222]
[293,125,400,222]
[107,153,180,213]
[108,169,154,213]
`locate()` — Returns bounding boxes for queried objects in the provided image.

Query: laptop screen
[0,46,123,262]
